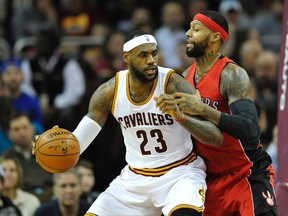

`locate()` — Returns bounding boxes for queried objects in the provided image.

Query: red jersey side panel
[187,57,253,175]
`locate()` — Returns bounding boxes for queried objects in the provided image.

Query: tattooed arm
[155,72,223,146]
[86,77,116,126]
[175,64,260,142]
[220,63,253,103]
[218,64,260,141]
[174,64,252,123]
[71,77,116,154]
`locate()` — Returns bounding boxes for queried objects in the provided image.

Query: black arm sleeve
[218,99,260,142]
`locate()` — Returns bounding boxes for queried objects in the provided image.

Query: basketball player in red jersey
[155,10,278,216]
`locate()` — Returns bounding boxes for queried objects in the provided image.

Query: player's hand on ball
[33,126,80,173]
[32,125,59,155]
[32,135,39,155]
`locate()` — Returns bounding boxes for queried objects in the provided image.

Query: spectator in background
[117,7,155,34]
[185,0,210,27]
[238,39,263,77]
[253,0,283,53]
[218,0,251,59]
[218,0,251,29]
[0,96,15,154]
[20,29,85,131]
[59,0,103,36]
[12,0,59,43]
[91,31,126,80]
[97,0,137,28]
[75,159,101,205]
[1,156,40,216]
[253,50,278,147]
[34,168,90,216]
[0,59,43,133]
[226,27,261,64]
[249,81,268,140]
[0,166,22,216]
[90,23,111,43]
[154,1,186,69]
[2,111,53,203]
[129,7,155,34]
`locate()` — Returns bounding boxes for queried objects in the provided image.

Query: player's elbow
[215,134,224,146]
[199,131,224,147]
[239,118,261,142]
[210,132,224,147]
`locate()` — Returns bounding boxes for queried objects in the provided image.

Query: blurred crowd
[0,0,283,215]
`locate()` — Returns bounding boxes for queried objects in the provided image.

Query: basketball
[33,126,80,173]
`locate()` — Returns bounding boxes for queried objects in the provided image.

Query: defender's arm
[156,72,224,146]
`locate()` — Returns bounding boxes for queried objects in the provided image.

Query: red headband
[193,13,228,42]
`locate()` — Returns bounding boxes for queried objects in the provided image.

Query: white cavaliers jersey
[111,67,196,175]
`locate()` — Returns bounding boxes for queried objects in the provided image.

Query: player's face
[186,21,211,58]
[128,43,159,83]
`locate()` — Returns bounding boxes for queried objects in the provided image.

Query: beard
[186,36,210,58]
[130,64,158,83]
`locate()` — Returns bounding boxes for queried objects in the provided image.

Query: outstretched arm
[155,72,223,146]
[73,77,115,153]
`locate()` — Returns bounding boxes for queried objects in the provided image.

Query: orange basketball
[34,127,80,173]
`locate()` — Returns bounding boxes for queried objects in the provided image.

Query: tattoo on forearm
[183,119,220,144]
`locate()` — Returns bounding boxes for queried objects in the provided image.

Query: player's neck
[195,51,221,77]
[128,76,156,103]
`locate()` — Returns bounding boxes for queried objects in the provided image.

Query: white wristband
[72,116,101,154]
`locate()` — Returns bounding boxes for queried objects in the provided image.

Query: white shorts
[86,156,207,216]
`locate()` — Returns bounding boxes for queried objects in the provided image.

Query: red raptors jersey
[186,56,254,175]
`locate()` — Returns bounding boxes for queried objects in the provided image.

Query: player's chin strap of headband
[123,34,157,52]
[193,13,228,42]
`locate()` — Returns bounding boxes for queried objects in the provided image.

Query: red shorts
[203,165,278,216]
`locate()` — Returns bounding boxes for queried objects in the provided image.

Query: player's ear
[211,32,222,42]
[123,52,130,64]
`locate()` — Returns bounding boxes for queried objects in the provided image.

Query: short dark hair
[198,10,229,35]
[53,168,81,185]
[76,159,94,171]
[36,29,61,50]
[124,30,148,43]
[8,110,32,129]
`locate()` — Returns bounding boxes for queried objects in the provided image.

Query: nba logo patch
[145,35,150,42]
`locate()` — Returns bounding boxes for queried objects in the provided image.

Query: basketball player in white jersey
[61,30,223,216]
